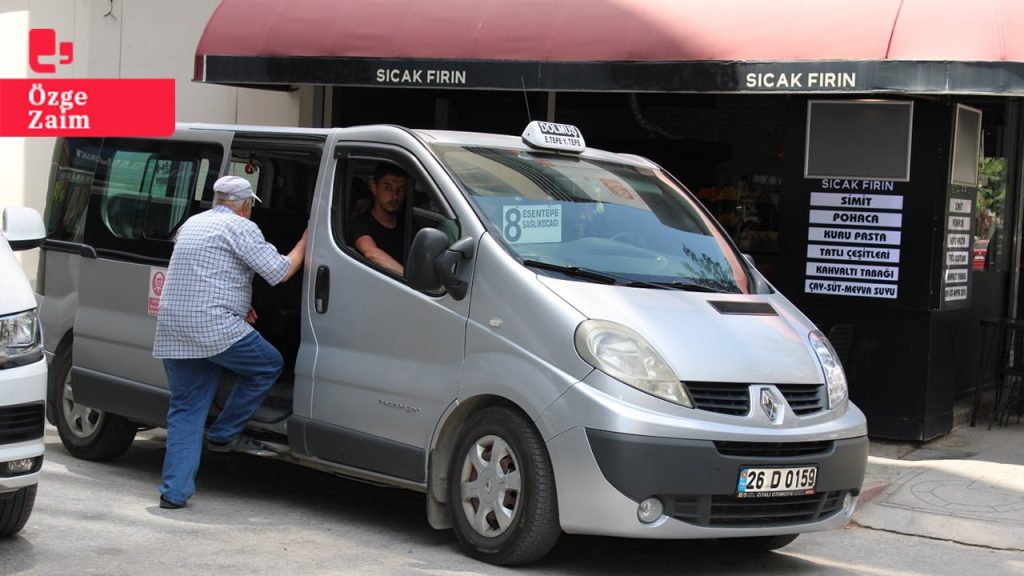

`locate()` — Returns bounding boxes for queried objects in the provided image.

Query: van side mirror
[2,207,45,251]
[406,228,475,300]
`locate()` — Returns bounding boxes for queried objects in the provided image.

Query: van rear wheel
[448,406,560,565]
[52,346,137,461]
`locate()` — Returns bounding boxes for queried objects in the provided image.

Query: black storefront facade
[195,2,1024,440]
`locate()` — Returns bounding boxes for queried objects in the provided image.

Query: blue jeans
[159,330,283,505]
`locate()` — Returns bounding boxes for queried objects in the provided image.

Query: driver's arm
[355,234,404,275]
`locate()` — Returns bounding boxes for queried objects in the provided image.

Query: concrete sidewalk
[854,417,1024,551]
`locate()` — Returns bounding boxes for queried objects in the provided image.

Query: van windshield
[432,145,758,294]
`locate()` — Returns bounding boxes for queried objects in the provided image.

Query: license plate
[737,465,817,498]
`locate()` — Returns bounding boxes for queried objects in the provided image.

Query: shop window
[972,103,1012,273]
[697,174,780,254]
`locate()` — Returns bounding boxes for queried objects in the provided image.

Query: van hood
[0,236,36,314]
[537,277,823,384]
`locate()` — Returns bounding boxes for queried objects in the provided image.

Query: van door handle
[314,265,330,313]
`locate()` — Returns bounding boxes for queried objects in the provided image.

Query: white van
[0,206,46,537]
[38,122,867,564]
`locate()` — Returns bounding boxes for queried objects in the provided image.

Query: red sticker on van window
[0,79,175,137]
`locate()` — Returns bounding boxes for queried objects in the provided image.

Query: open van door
[56,127,233,459]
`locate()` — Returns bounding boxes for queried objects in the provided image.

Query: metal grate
[713,440,834,458]
[685,383,827,417]
[685,383,750,415]
[777,384,827,415]
[0,402,45,445]
[668,491,848,527]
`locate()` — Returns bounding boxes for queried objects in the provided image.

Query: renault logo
[760,387,782,424]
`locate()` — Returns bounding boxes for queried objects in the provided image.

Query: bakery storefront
[196,0,1024,439]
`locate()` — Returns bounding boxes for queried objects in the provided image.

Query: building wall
[0,0,303,283]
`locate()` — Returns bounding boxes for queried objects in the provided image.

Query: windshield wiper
[652,280,737,293]
[523,260,738,293]
[522,260,669,289]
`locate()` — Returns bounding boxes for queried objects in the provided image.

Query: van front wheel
[0,485,37,536]
[448,407,560,565]
[52,346,137,461]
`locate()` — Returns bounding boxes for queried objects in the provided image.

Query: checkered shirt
[153,205,291,359]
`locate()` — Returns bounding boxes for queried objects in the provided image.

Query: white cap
[213,175,261,203]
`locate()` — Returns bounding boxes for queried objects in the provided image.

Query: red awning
[198,0,1024,62]
[194,0,1024,94]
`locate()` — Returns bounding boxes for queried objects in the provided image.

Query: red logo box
[0,79,175,137]
[3,29,176,137]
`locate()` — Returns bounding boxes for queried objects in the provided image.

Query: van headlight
[574,320,692,408]
[0,309,43,369]
[809,330,847,409]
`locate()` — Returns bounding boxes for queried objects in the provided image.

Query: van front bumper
[547,426,866,538]
[0,358,47,493]
[539,375,868,539]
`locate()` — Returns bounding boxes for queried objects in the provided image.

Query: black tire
[0,485,37,537]
[52,345,137,461]
[448,406,560,565]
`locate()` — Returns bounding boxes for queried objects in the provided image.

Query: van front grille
[0,402,44,445]
[714,440,834,458]
[685,383,750,415]
[684,383,828,417]
[667,491,849,527]
[776,384,827,415]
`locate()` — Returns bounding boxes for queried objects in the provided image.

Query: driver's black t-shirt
[351,210,405,264]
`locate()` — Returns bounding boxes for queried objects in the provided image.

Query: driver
[352,163,408,275]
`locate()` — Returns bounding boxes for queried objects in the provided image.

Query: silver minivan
[38,122,867,564]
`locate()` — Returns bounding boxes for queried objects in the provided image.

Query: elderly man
[153,175,307,509]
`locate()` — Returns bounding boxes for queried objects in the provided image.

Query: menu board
[804,180,903,299]
[938,191,974,308]
[937,104,982,310]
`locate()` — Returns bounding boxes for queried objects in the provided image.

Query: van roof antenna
[521,77,532,122]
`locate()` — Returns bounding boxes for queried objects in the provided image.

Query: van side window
[332,152,459,281]
[46,137,103,243]
[103,151,206,240]
[76,138,222,261]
